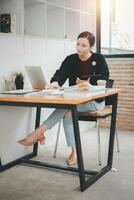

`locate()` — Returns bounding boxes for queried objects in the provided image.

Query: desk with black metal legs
[0,88,122,191]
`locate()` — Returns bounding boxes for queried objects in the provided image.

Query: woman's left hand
[76,77,90,85]
[76,77,90,90]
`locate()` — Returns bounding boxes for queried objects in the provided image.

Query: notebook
[1,89,39,95]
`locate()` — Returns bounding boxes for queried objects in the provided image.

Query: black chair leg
[96,121,102,165]
[53,120,61,158]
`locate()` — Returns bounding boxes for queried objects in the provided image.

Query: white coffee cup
[97,80,106,87]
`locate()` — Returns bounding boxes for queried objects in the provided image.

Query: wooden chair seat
[79,105,112,118]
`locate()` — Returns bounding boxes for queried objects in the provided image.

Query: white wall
[0,35,24,89]
[0,106,35,164]
[0,35,66,89]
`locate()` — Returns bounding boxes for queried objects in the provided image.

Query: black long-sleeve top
[51,53,109,86]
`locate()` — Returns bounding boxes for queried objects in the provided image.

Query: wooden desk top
[0,88,123,105]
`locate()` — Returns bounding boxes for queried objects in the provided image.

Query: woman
[18,31,109,166]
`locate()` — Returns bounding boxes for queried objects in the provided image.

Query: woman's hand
[76,77,90,90]
[76,77,90,85]
[45,81,60,89]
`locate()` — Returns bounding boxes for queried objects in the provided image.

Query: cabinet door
[81,13,96,33]
[65,0,80,10]
[47,4,64,39]
[24,1,46,36]
[81,0,96,13]
[65,9,80,40]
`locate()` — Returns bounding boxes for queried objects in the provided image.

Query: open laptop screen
[25,66,47,89]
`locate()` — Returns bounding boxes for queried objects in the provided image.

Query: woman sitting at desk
[18,31,109,166]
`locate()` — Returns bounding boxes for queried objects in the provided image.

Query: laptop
[25,66,47,89]
[1,66,47,95]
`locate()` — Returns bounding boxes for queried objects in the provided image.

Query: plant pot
[15,77,24,89]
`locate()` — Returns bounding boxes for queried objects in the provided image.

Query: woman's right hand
[45,81,60,89]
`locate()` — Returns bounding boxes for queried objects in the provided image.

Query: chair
[53,79,120,165]
[78,105,120,165]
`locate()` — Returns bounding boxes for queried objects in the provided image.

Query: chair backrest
[106,79,114,88]
[105,79,114,105]
[79,79,114,120]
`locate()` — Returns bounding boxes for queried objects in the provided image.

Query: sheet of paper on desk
[37,89,64,95]
[64,90,105,98]
[64,85,106,97]
[64,85,105,92]
[30,85,105,96]
[87,85,105,92]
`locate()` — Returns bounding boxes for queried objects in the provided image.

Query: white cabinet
[0,0,97,40]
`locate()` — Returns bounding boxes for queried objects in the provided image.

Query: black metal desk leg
[71,105,86,191]
[108,93,118,167]
[33,107,41,156]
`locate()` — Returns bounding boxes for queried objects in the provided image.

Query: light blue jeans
[42,100,105,147]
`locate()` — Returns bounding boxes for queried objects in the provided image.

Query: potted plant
[14,72,24,89]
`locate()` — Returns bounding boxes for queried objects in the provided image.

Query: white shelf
[47,0,65,6]
[0,0,97,39]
